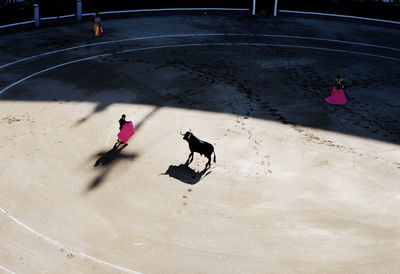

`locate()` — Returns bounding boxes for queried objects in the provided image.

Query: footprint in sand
[254,140,261,146]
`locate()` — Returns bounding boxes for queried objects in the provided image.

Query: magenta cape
[325,86,347,105]
[118,122,135,143]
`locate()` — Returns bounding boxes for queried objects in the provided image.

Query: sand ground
[1,13,400,273]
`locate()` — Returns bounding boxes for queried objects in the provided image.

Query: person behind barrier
[94,12,103,37]
[335,75,344,90]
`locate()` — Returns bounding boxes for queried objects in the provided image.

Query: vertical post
[34,4,39,27]
[77,0,82,21]
[274,0,278,16]
[252,0,256,15]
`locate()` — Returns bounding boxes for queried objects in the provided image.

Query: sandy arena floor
[1,13,400,273]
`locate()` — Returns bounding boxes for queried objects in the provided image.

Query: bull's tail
[213,151,216,163]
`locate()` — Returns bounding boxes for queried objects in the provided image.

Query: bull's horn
[180,131,185,136]
[189,128,192,132]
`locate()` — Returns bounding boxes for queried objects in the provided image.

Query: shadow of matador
[94,143,129,167]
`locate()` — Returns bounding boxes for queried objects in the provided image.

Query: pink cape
[325,86,347,105]
[117,122,135,143]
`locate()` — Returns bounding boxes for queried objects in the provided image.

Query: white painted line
[1,41,399,95]
[40,16,59,21]
[0,20,34,29]
[0,264,16,274]
[1,33,399,70]
[0,207,141,273]
[265,43,400,61]
[0,33,223,69]
[59,14,76,19]
[254,34,400,52]
[41,14,75,21]
[0,54,109,94]
[117,42,400,62]
[82,12,96,17]
[279,9,400,25]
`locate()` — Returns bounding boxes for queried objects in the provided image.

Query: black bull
[181,131,216,169]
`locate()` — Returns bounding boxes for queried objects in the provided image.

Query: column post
[77,0,82,21]
[34,4,39,27]
[274,0,278,16]
[252,0,256,15]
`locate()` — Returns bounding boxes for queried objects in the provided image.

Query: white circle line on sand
[1,33,399,69]
[0,264,16,274]
[0,208,142,273]
[1,42,399,95]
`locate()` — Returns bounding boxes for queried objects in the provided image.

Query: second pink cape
[325,86,347,105]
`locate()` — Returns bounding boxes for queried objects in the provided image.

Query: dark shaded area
[36,0,76,18]
[2,0,400,26]
[0,0,77,25]
[161,164,212,184]
[280,0,400,22]
[82,0,249,13]
[0,1,33,25]
[89,142,137,190]
[0,0,250,26]
[255,0,275,15]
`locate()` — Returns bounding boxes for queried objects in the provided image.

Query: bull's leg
[186,152,194,165]
[205,155,211,169]
[188,152,194,164]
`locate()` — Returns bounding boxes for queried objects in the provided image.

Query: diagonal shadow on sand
[94,143,132,166]
[161,164,212,185]
[88,143,137,191]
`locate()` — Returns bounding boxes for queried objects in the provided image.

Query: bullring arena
[1,11,400,273]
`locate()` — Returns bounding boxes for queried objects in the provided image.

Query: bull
[180,130,216,169]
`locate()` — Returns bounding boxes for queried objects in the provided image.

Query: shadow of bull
[161,164,212,185]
